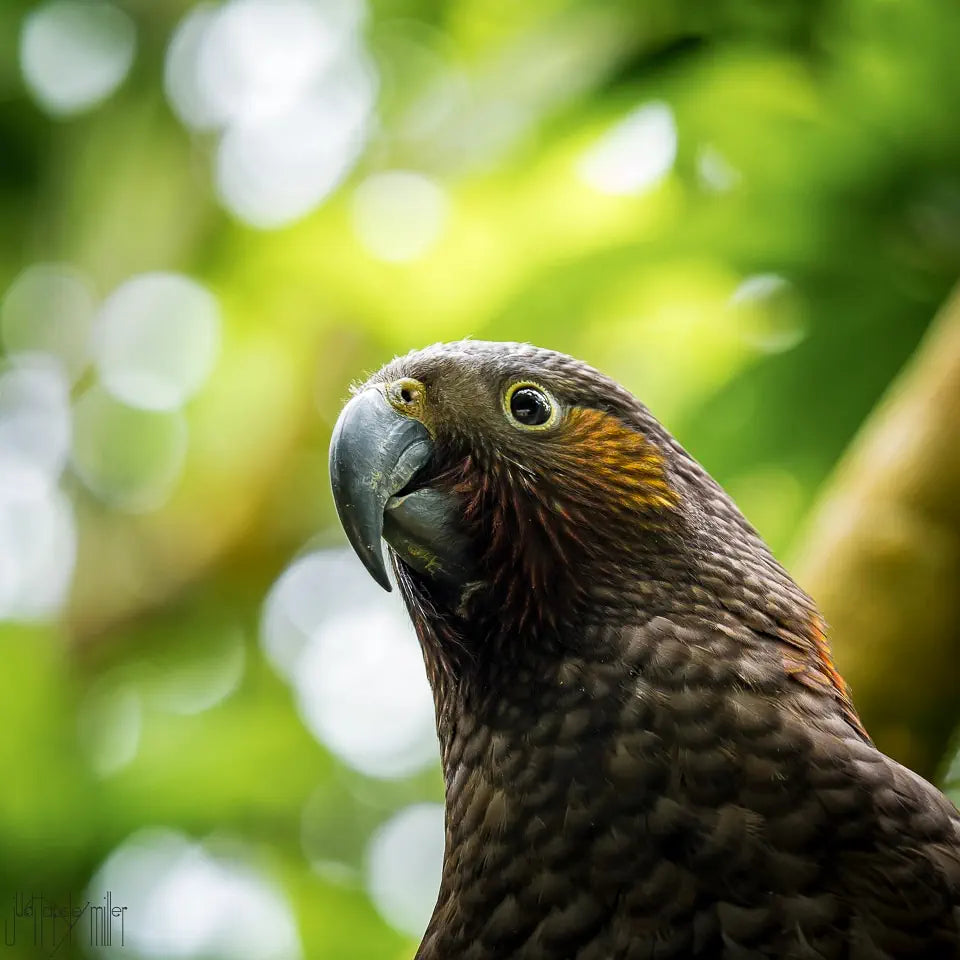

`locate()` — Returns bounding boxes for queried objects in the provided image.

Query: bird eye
[504,382,558,430]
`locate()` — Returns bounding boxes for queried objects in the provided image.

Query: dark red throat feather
[449,408,683,635]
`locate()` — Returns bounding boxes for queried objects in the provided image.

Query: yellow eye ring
[502,380,560,431]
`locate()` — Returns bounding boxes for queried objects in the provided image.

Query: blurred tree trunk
[793,284,960,780]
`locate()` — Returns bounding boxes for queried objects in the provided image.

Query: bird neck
[417,637,627,959]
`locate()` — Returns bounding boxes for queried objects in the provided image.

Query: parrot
[328,340,960,959]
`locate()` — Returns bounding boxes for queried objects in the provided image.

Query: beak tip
[370,561,393,592]
[343,523,393,592]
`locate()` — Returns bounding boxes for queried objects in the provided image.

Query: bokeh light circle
[164,0,376,228]
[730,273,806,354]
[0,359,75,621]
[90,829,303,959]
[19,0,136,117]
[366,803,444,937]
[351,171,449,263]
[697,145,741,193]
[164,5,222,131]
[1,263,98,381]
[215,83,371,228]
[78,681,142,777]
[149,628,246,716]
[263,549,439,779]
[579,101,677,196]
[296,607,438,779]
[0,360,72,495]
[72,386,189,513]
[0,484,76,622]
[261,550,351,679]
[194,0,346,128]
[92,273,221,412]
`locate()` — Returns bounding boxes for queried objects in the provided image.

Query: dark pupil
[510,387,551,426]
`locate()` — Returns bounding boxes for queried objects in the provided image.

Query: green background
[2,0,960,956]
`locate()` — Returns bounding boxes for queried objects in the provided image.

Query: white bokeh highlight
[149,629,246,716]
[297,608,438,778]
[215,88,369,228]
[78,682,142,777]
[72,386,189,513]
[164,5,222,131]
[730,273,790,308]
[579,101,677,196]
[0,361,76,621]
[730,273,806,354]
[90,829,302,960]
[20,0,136,117]
[366,803,444,937]
[0,361,72,495]
[193,0,360,128]
[164,0,376,228]
[261,551,341,679]
[262,548,439,779]
[697,144,741,193]
[351,171,449,263]
[92,273,221,413]
[1,263,98,381]
[0,484,76,622]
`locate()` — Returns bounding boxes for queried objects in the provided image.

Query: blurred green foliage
[2,0,960,956]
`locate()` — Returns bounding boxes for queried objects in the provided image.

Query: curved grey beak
[329,389,433,590]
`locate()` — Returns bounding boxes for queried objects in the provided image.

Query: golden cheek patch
[552,408,680,511]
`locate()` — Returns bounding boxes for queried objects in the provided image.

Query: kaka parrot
[328,340,960,959]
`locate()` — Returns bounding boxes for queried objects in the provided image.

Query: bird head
[331,340,863,738]
[332,342,764,648]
